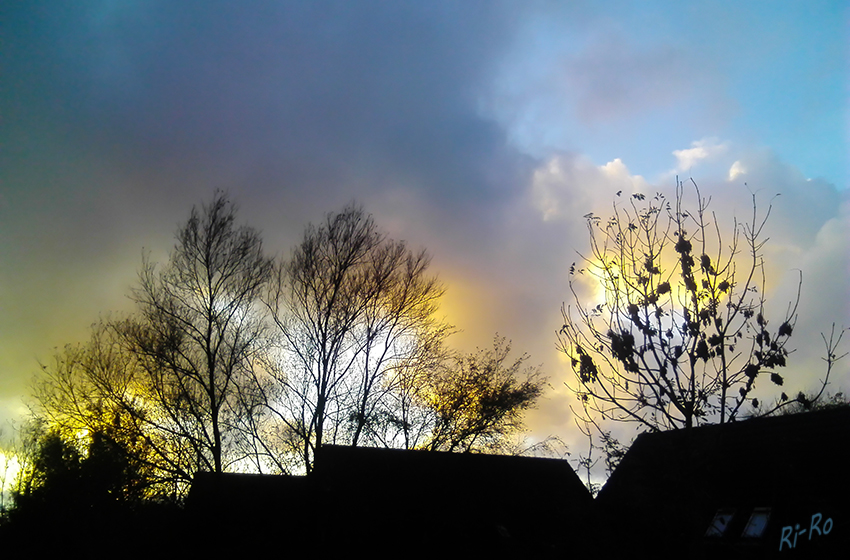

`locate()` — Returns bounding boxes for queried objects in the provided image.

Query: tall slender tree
[122,191,274,476]
[264,204,451,471]
[34,192,275,493]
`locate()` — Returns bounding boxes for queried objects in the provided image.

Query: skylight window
[705,509,736,537]
[741,507,771,538]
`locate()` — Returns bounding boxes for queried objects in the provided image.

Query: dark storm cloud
[0,1,539,419]
[4,1,844,454]
[7,1,530,206]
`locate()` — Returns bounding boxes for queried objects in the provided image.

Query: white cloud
[522,146,850,442]
[728,160,746,180]
[531,154,649,221]
[672,137,729,171]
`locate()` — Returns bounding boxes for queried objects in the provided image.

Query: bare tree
[32,193,273,493]
[346,244,454,448]
[366,326,451,451]
[424,335,546,452]
[559,180,799,433]
[29,197,549,489]
[264,204,451,471]
[120,191,274,477]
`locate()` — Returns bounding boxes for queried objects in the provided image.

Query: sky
[1,1,848,461]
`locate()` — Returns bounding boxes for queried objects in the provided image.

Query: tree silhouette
[424,336,546,452]
[119,191,274,478]
[2,419,185,555]
[757,324,848,416]
[29,197,547,489]
[560,180,799,434]
[9,421,148,521]
[33,324,178,494]
[34,192,274,493]
[263,204,453,471]
[262,206,546,471]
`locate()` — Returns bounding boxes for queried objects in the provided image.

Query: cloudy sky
[1,1,847,454]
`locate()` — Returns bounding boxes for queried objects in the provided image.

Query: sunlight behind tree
[0,449,22,512]
[561,180,799,435]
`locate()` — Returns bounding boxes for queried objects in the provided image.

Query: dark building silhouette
[186,446,596,557]
[184,408,847,557]
[595,407,849,558]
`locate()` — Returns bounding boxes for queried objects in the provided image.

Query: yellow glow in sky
[1,449,22,505]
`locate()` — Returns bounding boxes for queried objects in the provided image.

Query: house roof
[595,407,850,558]
[315,445,595,554]
[185,446,595,556]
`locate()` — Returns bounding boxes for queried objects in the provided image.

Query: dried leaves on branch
[560,180,800,432]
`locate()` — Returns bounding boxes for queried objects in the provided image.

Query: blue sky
[485,1,846,185]
[1,1,847,455]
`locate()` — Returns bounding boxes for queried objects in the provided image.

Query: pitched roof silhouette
[186,445,595,556]
[595,407,850,558]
